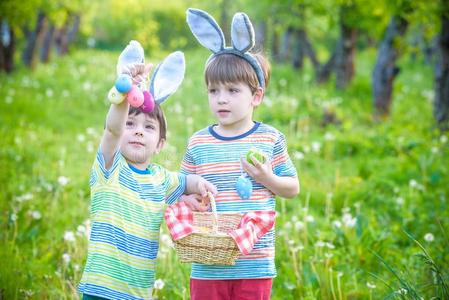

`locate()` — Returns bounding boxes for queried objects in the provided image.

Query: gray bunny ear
[231,13,255,53]
[116,40,145,76]
[186,8,225,53]
[149,51,185,104]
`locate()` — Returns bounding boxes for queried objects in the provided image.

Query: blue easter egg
[236,175,253,200]
[115,74,133,93]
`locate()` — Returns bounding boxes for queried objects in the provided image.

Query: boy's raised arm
[100,101,130,170]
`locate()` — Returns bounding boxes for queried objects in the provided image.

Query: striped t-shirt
[79,150,186,300]
[181,122,297,279]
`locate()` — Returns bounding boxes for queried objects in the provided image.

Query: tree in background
[434,0,449,130]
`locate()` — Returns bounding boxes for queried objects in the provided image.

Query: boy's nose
[134,131,143,137]
[217,94,228,104]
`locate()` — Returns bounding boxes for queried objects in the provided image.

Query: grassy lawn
[0,47,448,299]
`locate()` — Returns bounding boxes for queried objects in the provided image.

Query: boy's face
[120,113,164,168]
[207,81,263,131]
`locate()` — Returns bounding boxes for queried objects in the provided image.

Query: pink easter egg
[126,85,144,107]
[141,91,155,113]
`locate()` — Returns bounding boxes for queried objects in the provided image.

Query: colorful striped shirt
[181,122,297,279]
[79,150,186,300]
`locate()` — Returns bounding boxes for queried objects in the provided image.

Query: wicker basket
[173,193,242,265]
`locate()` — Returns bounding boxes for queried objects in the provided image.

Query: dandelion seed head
[424,233,434,242]
[154,279,165,290]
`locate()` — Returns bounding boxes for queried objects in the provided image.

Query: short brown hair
[128,104,167,141]
[205,53,271,94]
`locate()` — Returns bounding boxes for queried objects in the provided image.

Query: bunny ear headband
[108,40,185,112]
[186,8,265,89]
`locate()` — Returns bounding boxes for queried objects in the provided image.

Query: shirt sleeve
[272,132,298,178]
[180,141,196,175]
[164,170,187,205]
[90,147,122,187]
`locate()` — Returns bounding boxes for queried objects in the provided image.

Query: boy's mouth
[217,109,230,117]
[130,141,145,147]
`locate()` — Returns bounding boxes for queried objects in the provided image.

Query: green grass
[1,48,448,299]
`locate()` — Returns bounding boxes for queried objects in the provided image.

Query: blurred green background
[1,0,449,299]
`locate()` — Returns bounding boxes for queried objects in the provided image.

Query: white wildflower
[154,279,165,290]
[325,252,333,258]
[315,241,325,248]
[58,176,70,186]
[431,147,438,154]
[64,231,76,242]
[342,213,357,228]
[424,233,434,242]
[440,135,448,144]
[293,151,304,160]
[396,197,404,205]
[30,210,42,220]
[366,282,376,289]
[77,134,86,142]
[324,132,335,141]
[16,193,33,202]
[284,221,292,229]
[77,225,86,236]
[294,221,305,230]
[409,179,418,188]
[311,142,321,153]
[305,215,315,223]
[11,213,17,222]
[62,253,71,264]
[332,220,342,228]
[326,242,335,249]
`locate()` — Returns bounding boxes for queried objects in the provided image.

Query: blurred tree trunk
[272,26,281,62]
[280,26,293,62]
[316,52,336,83]
[67,14,80,47]
[0,19,15,73]
[40,23,55,63]
[220,0,230,42]
[433,12,449,130]
[335,6,357,89]
[291,28,306,69]
[55,14,80,56]
[55,21,68,55]
[372,16,408,117]
[254,21,266,51]
[22,11,46,68]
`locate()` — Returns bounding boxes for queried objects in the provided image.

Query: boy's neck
[127,160,151,172]
[214,119,256,137]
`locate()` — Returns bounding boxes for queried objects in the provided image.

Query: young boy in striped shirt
[182,9,300,300]
[79,45,216,300]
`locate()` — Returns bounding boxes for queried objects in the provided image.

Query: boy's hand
[197,178,218,200]
[122,63,152,85]
[241,155,274,186]
[180,194,210,212]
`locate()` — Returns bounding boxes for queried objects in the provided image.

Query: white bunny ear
[231,13,255,53]
[116,40,145,76]
[149,51,185,104]
[186,8,225,53]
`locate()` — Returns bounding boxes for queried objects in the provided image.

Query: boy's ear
[155,138,166,154]
[251,87,264,107]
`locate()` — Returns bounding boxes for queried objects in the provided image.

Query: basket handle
[207,192,219,233]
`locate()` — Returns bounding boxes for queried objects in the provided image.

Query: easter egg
[107,86,125,104]
[141,91,155,113]
[236,174,253,200]
[126,85,144,107]
[246,147,266,165]
[115,74,133,93]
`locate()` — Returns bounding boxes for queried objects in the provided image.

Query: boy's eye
[208,88,217,94]
[126,121,134,126]
[145,124,155,130]
[229,88,239,93]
